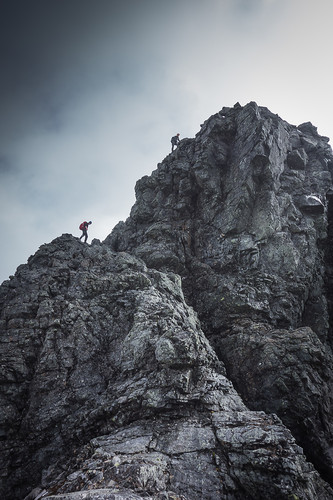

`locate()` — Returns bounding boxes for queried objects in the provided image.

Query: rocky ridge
[106,101,333,484]
[0,102,333,499]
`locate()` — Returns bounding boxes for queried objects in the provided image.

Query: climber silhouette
[79,221,92,243]
[171,133,180,152]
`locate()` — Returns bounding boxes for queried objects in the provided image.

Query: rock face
[1,102,333,500]
[106,102,333,485]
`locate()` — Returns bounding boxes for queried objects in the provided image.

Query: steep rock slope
[1,235,333,499]
[2,102,333,500]
[105,102,333,483]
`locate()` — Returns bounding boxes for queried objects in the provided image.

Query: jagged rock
[2,102,333,499]
[106,102,333,333]
[105,102,333,487]
[287,148,308,170]
[1,234,333,499]
[218,320,333,482]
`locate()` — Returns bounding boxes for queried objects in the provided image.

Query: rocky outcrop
[2,235,332,499]
[107,102,333,336]
[1,102,333,499]
[105,102,333,486]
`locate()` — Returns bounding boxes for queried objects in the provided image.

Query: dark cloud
[0,0,165,144]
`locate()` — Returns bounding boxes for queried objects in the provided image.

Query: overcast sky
[1,0,332,283]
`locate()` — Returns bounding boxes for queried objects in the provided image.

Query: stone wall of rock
[2,235,332,499]
[1,102,333,499]
[105,102,333,487]
[107,102,333,336]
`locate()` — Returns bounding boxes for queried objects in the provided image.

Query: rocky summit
[1,102,333,500]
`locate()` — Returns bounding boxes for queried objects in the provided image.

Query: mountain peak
[1,103,333,499]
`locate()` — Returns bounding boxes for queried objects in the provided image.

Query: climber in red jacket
[79,221,92,243]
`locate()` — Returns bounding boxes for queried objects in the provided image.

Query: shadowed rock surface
[1,102,333,499]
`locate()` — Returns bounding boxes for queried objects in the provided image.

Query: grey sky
[1,0,333,283]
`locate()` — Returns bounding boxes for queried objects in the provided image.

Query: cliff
[1,102,333,500]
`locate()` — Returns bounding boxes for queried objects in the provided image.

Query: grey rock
[106,102,332,333]
[218,320,333,480]
[1,102,333,500]
[1,236,332,500]
[105,102,333,488]
[287,148,308,170]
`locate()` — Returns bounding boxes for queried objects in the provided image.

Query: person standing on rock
[171,133,180,151]
[79,221,92,243]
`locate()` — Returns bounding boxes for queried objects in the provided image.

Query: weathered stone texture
[107,102,333,334]
[1,102,333,499]
[105,102,333,487]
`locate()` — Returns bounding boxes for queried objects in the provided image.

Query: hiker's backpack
[79,222,86,230]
